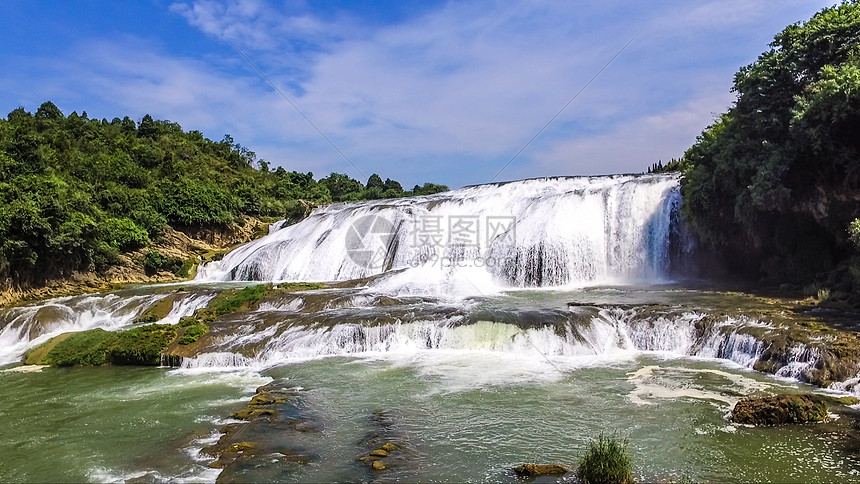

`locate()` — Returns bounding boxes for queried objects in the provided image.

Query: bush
[102,217,150,251]
[106,324,177,365]
[576,434,634,484]
[141,248,182,275]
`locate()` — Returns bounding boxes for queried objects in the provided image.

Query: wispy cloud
[0,0,835,187]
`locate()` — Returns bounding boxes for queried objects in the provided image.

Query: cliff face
[0,215,270,307]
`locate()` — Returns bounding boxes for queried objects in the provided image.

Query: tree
[680,2,860,282]
[35,101,63,121]
[366,173,383,189]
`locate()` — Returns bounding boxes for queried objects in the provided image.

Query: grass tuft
[576,433,634,484]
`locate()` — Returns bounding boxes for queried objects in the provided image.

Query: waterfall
[0,290,214,366]
[197,174,687,290]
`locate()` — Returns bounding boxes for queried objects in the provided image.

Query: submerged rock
[512,463,570,477]
[732,394,827,425]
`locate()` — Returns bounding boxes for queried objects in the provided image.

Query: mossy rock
[177,323,208,345]
[38,329,116,367]
[732,394,827,425]
[135,295,177,324]
[226,442,256,453]
[230,407,277,420]
[380,443,397,452]
[24,333,73,365]
[370,449,389,457]
[512,463,570,477]
[371,460,387,470]
[33,324,177,367]
[249,392,287,406]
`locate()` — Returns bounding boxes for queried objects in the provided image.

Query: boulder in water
[731,394,827,425]
[512,463,570,477]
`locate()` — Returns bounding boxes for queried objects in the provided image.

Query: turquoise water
[1,353,858,482]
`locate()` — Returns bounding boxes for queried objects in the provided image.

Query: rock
[381,442,398,452]
[732,394,827,425]
[226,442,255,453]
[512,463,570,477]
[249,393,277,405]
[230,407,277,420]
[370,449,389,457]
[372,460,387,470]
[292,421,319,432]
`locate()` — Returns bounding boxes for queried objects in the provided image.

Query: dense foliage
[0,104,448,284]
[676,2,860,285]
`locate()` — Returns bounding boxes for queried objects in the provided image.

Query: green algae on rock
[732,394,828,426]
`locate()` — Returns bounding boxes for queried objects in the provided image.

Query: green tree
[680,2,860,282]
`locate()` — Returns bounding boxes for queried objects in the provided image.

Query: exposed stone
[381,442,398,452]
[226,442,255,453]
[371,460,387,470]
[732,394,827,425]
[512,463,570,477]
[370,449,389,457]
[230,407,277,420]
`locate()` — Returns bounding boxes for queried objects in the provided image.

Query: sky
[0,0,837,189]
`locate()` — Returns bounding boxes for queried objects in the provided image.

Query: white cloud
[4,0,837,188]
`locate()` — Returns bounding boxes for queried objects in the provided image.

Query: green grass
[107,324,177,365]
[576,434,634,484]
[178,323,208,345]
[212,284,269,315]
[40,329,115,367]
[36,324,177,367]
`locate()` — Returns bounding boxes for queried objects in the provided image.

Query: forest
[0,104,448,285]
[654,2,860,302]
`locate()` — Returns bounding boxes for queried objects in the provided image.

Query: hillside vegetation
[0,104,447,290]
[662,2,860,303]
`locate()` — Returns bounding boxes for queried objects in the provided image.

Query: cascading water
[197,174,688,291]
[0,289,216,365]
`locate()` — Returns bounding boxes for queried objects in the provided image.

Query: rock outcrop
[731,394,828,425]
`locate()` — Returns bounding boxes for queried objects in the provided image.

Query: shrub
[576,434,634,484]
[102,217,149,251]
[141,249,182,275]
[106,324,177,365]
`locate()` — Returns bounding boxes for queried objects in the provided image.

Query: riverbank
[0,215,270,308]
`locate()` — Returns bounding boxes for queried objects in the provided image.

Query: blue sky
[0,0,836,188]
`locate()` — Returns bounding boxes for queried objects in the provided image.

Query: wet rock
[226,442,256,453]
[370,449,389,457]
[381,442,398,452]
[203,382,314,475]
[249,392,287,405]
[372,460,387,470]
[732,394,827,425]
[512,463,570,477]
[230,407,277,420]
[292,420,319,432]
